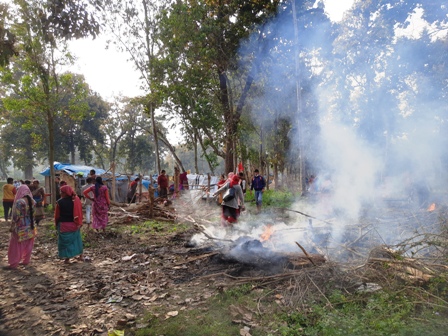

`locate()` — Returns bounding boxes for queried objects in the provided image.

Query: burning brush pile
[180,200,448,285]
[191,222,326,276]
[108,199,176,224]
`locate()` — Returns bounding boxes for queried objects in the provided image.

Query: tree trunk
[157,131,185,172]
[111,162,116,201]
[292,0,305,194]
[274,163,278,190]
[224,132,235,174]
[24,146,33,179]
[48,109,56,208]
[194,132,199,174]
[149,102,160,173]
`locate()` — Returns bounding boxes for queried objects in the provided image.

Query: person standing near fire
[214,174,245,227]
[250,169,266,213]
[157,170,168,199]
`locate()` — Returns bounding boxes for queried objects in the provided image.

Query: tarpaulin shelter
[104,175,155,203]
[40,162,106,202]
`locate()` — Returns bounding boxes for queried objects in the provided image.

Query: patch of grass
[133,284,262,336]
[130,280,448,336]
[276,289,448,336]
[245,189,295,209]
[43,223,58,240]
[126,220,189,236]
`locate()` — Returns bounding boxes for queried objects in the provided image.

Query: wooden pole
[207,173,211,203]
[138,173,142,203]
[266,159,270,191]
[111,162,116,202]
[174,166,180,198]
[149,185,154,218]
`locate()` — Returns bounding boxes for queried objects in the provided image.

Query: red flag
[238,162,244,172]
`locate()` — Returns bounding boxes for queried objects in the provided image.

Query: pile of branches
[108,200,176,224]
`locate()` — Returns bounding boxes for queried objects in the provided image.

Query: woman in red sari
[83,176,110,232]
[54,185,84,264]
[214,174,245,227]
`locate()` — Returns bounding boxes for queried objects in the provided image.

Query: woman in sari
[55,185,84,264]
[83,176,110,232]
[31,180,45,225]
[5,185,36,269]
[213,174,245,227]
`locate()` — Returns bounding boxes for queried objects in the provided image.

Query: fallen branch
[295,242,316,266]
[174,252,220,265]
[193,224,234,243]
[274,207,333,225]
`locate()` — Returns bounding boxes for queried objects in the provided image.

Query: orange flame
[260,224,275,242]
[427,203,436,212]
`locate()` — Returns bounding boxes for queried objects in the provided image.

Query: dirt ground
[1,197,444,335]
[0,214,237,336]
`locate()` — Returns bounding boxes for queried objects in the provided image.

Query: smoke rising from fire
[236,1,448,256]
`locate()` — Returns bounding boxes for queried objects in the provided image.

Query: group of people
[213,169,266,227]
[2,167,264,268]
[2,178,46,226]
[3,181,83,269]
[81,173,110,232]
[3,171,111,269]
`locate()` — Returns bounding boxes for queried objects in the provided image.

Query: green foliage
[220,283,254,300]
[245,189,295,208]
[135,284,258,336]
[127,220,188,236]
[277,290,447,336]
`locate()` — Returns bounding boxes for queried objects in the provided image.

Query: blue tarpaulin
[40,162,106,177]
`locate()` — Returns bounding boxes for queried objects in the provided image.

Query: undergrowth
[126,220,189,235]
[244,189,295,209]
[129,273,448,336]
[277,288,447,336]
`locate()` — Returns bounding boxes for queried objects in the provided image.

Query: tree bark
[273,163,278,190]
[292,0,305,194]
[24,146,33,179]
[193,132,199,174]
[149,102,160,173]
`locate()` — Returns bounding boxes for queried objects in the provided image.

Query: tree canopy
[0,0,446,195]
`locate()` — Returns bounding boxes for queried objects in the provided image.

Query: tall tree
[0,0,100,206]
[155,0,280,173]
[100,0,171,173]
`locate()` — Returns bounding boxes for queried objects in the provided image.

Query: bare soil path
[0,219,226,336]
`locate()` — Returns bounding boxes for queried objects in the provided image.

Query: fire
[427,203,436,212]
[260,224,275,242]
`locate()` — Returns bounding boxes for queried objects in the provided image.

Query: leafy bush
[245,189,295,208]
[278,290,447,336]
